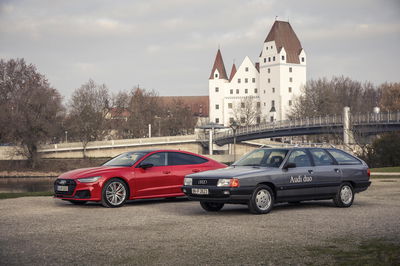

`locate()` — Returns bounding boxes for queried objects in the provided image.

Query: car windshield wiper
[240,164,261,167]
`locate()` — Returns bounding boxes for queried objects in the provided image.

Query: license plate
[192,188,209,195]
[57,185,69,192]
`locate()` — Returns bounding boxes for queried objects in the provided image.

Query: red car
[54,150,226,207]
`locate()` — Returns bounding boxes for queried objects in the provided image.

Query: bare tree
[0,58,64,166]
[231,97,261,126]
[379,82,400,111]
[67,79,109,157]
[161,99,197,136]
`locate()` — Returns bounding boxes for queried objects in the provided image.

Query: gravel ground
[0,179,399,265]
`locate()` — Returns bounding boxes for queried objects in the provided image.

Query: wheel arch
[106,176,131,198]
[257,182,277,198]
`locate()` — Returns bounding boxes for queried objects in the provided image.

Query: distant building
[209,20,307,126]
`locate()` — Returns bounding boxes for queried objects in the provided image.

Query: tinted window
[140,152,167,167]
[103,151,148,167]
[234,149,288,168]
[310,149,335,166]
[287,150,312,167]
[168,152,208,166]
[327,149,361,165]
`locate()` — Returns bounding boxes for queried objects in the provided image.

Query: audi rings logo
[59,180,66,185]
[198,180,208,185]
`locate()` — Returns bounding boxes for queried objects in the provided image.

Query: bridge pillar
[209,129,213,155]
[343,107,354,145]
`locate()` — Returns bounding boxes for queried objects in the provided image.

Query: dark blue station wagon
[182,147,371,214]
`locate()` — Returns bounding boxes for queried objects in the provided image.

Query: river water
[0,177,56,193]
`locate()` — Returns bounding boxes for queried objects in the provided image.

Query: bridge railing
[214,111,400,141]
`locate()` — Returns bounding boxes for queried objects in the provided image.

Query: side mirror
[140,163,153,169]
[283,162,296,170]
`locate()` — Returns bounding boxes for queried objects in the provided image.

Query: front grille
[54,179,76,196]
[193,179,218,186]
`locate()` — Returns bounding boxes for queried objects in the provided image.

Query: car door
[133,152,173,197]
[276,149,316,200]
[325,149,366,181]
[308,148,342,195]
[167,152,209,194]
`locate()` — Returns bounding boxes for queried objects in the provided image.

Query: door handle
[163,171,171,174]
[192,169,200,173]
[334,169,341,173]
[308,170,314,174]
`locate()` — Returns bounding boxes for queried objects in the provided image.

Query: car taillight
[367,168,371,177]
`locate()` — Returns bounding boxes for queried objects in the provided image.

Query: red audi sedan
[54,150,226,207]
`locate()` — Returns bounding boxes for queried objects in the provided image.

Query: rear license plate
[57,185,69,192]
[192,188,209,195]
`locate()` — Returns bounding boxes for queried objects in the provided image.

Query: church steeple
[229,63,237,81]
[209,49,228,80]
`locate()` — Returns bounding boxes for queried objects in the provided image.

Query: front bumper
[181,185,253,203]
[54,179,102,201]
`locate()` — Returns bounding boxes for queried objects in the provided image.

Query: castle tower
[259,20,306,121]
[208,49,229,124]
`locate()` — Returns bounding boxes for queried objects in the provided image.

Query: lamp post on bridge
[230,120,239,162]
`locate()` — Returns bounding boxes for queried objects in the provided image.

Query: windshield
[102,151,149,167]
[234,149,289,168]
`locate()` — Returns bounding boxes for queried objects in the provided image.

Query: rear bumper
[354,181,371,193]
[182,185,253,203]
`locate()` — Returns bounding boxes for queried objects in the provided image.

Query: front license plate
[57,185,69,192]
[192,188,209,195]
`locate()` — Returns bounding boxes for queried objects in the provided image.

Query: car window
[234,149,288,167]
[103,151,148,167]
[287,150,312,167]
[168,152,208,166]
[327,149,361,165]
[310,149,335,166]
[140,152,167,167]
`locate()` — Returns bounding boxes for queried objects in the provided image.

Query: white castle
[208,20,306,126]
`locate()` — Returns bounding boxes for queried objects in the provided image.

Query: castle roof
[229,63,237,81]
[209,49,228,80]
[264,20,303,64]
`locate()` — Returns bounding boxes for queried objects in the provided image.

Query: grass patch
[307,238,400,266]
[371,166,400,173]
[0,191,53,199]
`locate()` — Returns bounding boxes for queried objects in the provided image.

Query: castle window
[256,117,261,124]
[238,78,241,83]
[268,78,270,83]
[266,47,268,50]
[230,89,233,94]
[272,88,275,93]
[215,73,218,78]
[270,116,274,122]
[245,67,249,72]
[215,118,219,123]
[271,46,273,49]
[264,58,266,63]
[271,100,275,107]
[236,89,239,94]
[240,117,245,123]
[215,87,219,92]
[268,57,271,62]
[289,87,292,93]
[273,56,275,61]
[289,100,292,106]
[215,104,219,110]
[229,117,234,123]
[241,102,245,108]
[254,88,258,93]
[282,55,285,61]
[264,102,266,106]
[302,57,305,62]
[257,102,261,108]
[228,103,233,109]
[289,77,293,82]
[289,67,292,73]
[252,78,255,83]
[245,78,248,83]
[268,68,270,73]
[264,90,266,94]
[245,89,248,94]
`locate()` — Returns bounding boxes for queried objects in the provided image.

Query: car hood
[57,166,128,179]
[187,166,275,179]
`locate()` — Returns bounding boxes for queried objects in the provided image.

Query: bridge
[213,111,400,146]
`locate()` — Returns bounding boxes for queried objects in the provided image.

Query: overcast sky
[1,0,399,100]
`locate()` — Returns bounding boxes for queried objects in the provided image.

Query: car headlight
[184,177,192,186]
[77,176,101,183]
[217,178,240,187]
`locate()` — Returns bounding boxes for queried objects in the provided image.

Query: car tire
[333,182,354,208]
[200,201,224,212]
[68,200,87,205]
[101,178,129,208]
[248,185,274,214]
